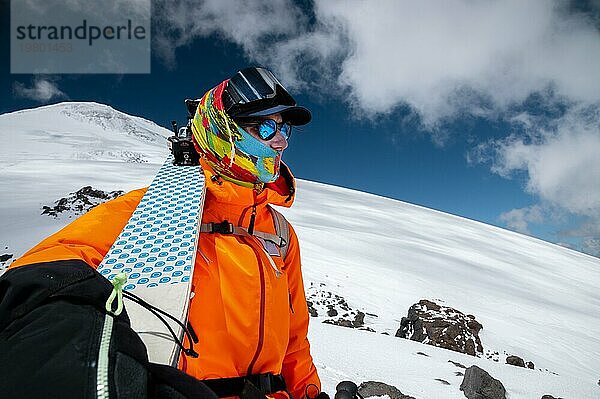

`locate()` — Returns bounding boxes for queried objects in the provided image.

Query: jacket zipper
[246,244,266,375]
[97,313,114,399]
[289,290,295,314]
[245,190,279,374]
[98,273,127,399]
[247,190,259,235]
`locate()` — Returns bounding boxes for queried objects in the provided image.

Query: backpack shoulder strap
[267,205,291,259]
[199,206,291,259]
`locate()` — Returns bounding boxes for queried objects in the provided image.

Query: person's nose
[269,130,288,151]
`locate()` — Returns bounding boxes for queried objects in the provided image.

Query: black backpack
[0,260,217,399]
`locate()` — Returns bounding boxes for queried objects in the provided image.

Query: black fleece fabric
[0,260,217,399]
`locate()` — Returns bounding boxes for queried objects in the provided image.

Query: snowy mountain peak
[58,102,170,144]
[1,101,171,164]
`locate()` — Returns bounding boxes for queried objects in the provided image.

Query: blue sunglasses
[239,119,292,141]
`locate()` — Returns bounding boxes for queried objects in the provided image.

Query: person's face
[241,113,289,152]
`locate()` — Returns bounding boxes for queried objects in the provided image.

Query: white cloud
[492,106,600,217]
[499,205,544,235]
[153,0,308,67]
[13,77,67,102]
[319,0,600,126]
[582,238,600,257]
[558,219,600,257]
[478,105,600,255]
[153,0,600,128]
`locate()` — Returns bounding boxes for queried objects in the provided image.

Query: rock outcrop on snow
[448,360,468,369]
[505,355,534,369]
[0,252,13,271]
[323,311,366,329]
[460,365,506,399]
[0,253,12,265]
[42,186,124,218]
[506,355,525,367]
[396,299,484,356]
[358,381,415,399]
[306,284,376,332]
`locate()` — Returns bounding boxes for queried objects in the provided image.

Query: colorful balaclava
[191,80,283,187]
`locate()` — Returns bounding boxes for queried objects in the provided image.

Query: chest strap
[202,373,287,398]
[201,221,285,246]
[200,205,290,259]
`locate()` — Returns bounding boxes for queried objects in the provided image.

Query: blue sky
[1,1,599,257]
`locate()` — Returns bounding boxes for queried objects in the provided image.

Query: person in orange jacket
[0,67,324,399]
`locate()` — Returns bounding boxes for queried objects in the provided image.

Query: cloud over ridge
[13,77,67,102]
[153,0,600,255]
[154,0,600,125]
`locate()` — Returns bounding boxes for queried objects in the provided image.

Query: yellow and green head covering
[191,80,283,186]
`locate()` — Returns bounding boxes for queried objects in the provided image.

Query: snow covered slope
[1,102,598,398]
[284,180,600,398]
[0,102,171,262]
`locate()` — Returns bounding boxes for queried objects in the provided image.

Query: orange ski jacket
[11,160,321,399]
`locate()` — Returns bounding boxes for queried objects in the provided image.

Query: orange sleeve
[10,188,146,269]
[281,224,321,399]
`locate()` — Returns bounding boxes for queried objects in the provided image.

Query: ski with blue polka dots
[97,155,205,366]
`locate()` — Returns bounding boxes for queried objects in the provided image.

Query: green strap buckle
[105,272,128,316]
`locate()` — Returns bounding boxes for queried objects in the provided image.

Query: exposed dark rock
[0,253,13,271]
[526,361,535,369]
[460,365,506,399]
[0,253,14,274]
[42,186,124,218]
[307,287,375,330]
[449,360,467,369]
[540,369,559,376]
[484,350,500,362]
[308,289,352,316]
[506,355,526,368]
[381,332,390,336]
[541,395,563,399]
[323,319,354,328]
[307,301,318,317]
[455,371,465,376]
[358,381,415,399]
[396,299,484,356]
[353,311,365,327]
[416,352,429,357]
[323,310,368,330]
[435,379,451,385]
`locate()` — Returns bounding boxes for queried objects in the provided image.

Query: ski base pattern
[98,156,206,366]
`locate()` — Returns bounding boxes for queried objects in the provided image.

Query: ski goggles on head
[221,67,310,125]
[224,67,292,111]
[239,118,292,141]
